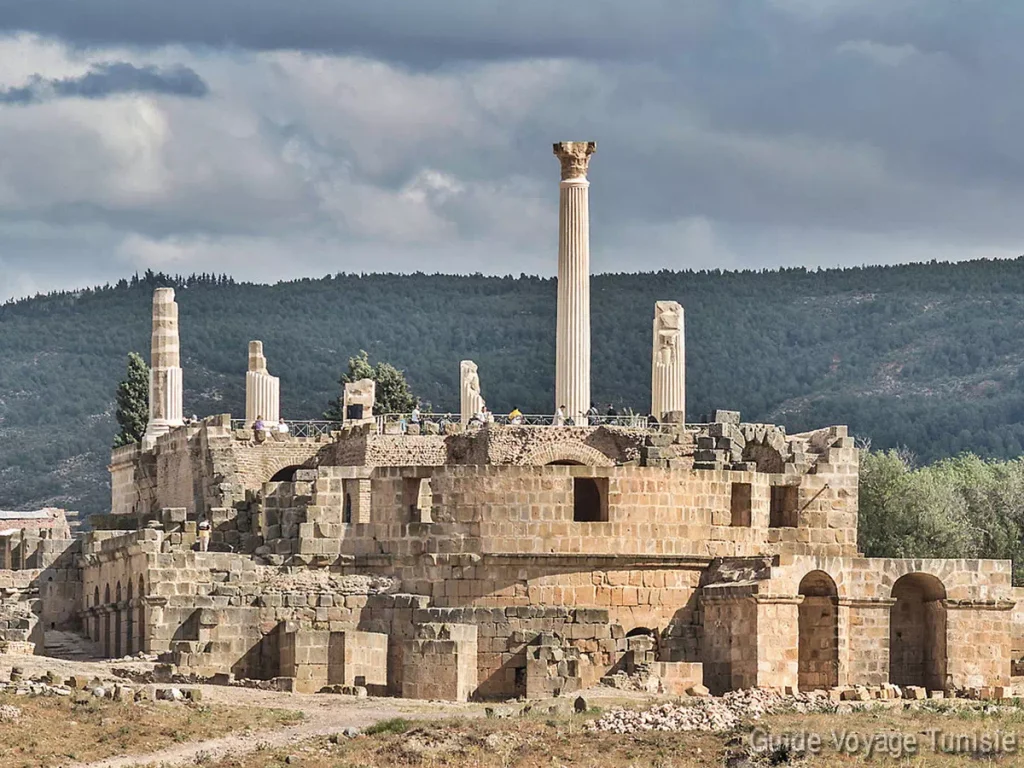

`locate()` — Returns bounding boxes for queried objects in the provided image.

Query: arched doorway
[137,577,146,653]
[798,571,839,691]
[126,580,135,655]
[114,582,123,659]
[103,584,111,658]
[92,587,100,642]
[889,573,947,691]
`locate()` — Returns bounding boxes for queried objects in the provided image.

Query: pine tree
[323,350,418,419]
[113,352,150,447]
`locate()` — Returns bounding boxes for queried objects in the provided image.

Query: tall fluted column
[143,288,183,447]
[651,301,685,421]
[245,341,280,428]
[460,360,485,425]
[553,141,596,423]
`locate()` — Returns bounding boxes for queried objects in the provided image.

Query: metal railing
[374,412,649,432]
[230,419,341,438]
[229,413,651,438]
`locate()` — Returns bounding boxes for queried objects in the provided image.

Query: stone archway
[126,580,135,655]
[798,571,839,691]
[103,584,111,658]
[269,465,305,482]
[92,587,100,643]
[520,442,615,467]
[137,576,146,653]
[114,581,123,659]
[890,573,947,691]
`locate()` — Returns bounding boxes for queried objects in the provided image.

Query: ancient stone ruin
[0,144,1020,703]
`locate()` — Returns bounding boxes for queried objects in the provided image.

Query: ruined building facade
[0,143,1020,701]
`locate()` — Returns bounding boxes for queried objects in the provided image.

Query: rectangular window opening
[730,483,752,527]
[769,485,799,528]
[572,477,609,522]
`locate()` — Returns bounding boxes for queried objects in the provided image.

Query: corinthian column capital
[553,141,596,181]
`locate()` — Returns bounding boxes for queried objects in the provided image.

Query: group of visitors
[252,415,289,441]
[496,402,625,426]
[468,405,494,426]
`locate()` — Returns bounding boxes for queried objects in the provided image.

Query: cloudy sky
[0,0,1021,299]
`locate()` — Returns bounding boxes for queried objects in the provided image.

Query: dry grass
[199,701,1024,767]
[0,691,303,767]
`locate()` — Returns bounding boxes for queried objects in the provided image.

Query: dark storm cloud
[0,0,1017,67]
[0,0,728,62]
[0,62,208,105]
[2,0,1024,299]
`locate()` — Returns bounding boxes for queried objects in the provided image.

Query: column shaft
[552,142,595,424]
[144,288,184,446]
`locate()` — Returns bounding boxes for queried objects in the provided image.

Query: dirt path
[73,684,483,768]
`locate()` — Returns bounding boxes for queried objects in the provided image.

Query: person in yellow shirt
[508,407,523,425]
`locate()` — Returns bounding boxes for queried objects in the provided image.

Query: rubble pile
[588,689,835,734]
[0,666,202,704]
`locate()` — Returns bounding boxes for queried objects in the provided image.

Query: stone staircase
[43,629,104,661]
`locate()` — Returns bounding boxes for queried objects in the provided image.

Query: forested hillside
[3,258,1024,515]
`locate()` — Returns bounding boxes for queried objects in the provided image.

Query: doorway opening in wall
[798,571,839,691]
[769,485,798,527]
[572,478,608,522]
[114,582,123,659]
[889,573,948,691]
[343,493,353,524]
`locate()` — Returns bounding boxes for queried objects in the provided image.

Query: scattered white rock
[587,689,836,734]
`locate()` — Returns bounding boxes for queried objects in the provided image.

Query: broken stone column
[143,288,183,447]
[553,141,596,424]
[460,360,485,425]
[343,379,375,424]
[245,341,280,428]
[651,301,685,420]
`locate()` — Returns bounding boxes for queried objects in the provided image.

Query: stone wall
[109,417,330,520]
[350,463,859,560]
[279,626,389,694]
[402,622,478,702]
[704,554,1015,692]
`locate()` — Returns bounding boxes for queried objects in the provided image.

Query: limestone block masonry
[245,341,281,428]
[554,141,596,424]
